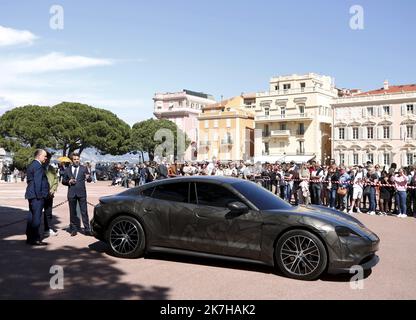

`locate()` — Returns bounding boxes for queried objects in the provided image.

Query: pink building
[153,89,216,160]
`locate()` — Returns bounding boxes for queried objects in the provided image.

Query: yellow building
[197,94,255,161]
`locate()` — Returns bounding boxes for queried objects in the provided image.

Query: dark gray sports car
[91,176,380,280]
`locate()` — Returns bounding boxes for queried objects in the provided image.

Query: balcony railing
[255,113,312,122]
[296,149,306,155]
[221,139,233,145]
[258,86,338,97]
[270,130,291,137]
[199,141,211,146]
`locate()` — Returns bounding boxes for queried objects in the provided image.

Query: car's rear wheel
[106,216,145,259]
[275,229,327,281]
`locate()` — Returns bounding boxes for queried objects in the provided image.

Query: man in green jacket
[43,152,59,237]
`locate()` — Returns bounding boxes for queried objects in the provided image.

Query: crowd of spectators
[108,158,416,218]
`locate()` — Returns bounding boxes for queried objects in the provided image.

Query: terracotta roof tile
[355,84,416,96]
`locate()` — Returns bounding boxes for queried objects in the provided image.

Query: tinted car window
[232,180,292,210]
[196,182,241,207]
[152,182,189,203]
[189,183,197,204]
[140,187,154,197]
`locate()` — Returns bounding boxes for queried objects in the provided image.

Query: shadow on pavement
[0,206,170,299]
[133,250,372,283]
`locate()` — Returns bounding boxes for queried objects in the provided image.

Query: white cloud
[2,52,113,74]
[0,25,38,47]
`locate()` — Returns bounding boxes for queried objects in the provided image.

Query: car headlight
[335,226,362,237]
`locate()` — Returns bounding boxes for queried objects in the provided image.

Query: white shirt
[353,171,364,188]
[71,166,79,179]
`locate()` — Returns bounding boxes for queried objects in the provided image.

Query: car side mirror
[227,201,249,216]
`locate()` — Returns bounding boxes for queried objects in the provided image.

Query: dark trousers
[311,183,322,205]
[43,195,53,231]
[26,198,44,242]
[68,196,90,231]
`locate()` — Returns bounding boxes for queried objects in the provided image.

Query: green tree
[52,102,131,156]
[0,105,54,149]
[0,102,132,157]
[12,147,36,170]
[131,119,191,161]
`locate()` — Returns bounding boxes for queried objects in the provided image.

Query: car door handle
[144,208,152,213]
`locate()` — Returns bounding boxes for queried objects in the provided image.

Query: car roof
[143,176,244,188]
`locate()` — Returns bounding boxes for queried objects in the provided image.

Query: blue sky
[0,0,415,125]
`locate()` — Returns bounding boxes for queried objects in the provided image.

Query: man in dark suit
[62,152,93,236]
[25,149,50,245]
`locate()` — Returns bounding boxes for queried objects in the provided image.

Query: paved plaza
[0,180,416,299]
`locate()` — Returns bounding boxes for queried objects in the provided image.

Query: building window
[367,153,374,164]
[383,153,391,166]
[263,124,269,137]
[300,82,306,90]
[339,153,345,165]
[280,123,287,131]
[275,85,279,91]
[352,127,359,140]
[204,120,209,129]
[367,127,374,139]
[299,105,305,115]
[407,153,415,166]
[383,106,391,116]
[280,107,286,118]
[383,126,390,139]
[353,154,359,165]
[367,106,374,117]
[407,104,414,114]
[283,84,291,90]
[214,120,219,128]
[264,142,269,155]
[339,128,345,140]
[226,119,231,128]
[298,141,305,154]
[264,107,270,116]
[298,123,305,135]
[407,125,414,139]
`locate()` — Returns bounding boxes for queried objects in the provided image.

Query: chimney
[383,80,389,90]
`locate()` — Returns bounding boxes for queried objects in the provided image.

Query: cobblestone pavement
[1,180,415,299]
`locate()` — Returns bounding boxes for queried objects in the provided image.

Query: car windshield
[232,180,293,211]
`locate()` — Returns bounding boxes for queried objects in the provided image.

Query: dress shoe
[28,240,48,246]
[84,230,94,237]
[70,230,78,237]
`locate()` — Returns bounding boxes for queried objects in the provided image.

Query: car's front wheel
[275,229,327,281]
[106,216,145,259]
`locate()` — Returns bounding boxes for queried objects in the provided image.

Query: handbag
[337,187,348,196]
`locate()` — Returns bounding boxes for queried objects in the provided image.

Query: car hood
[267,204,378,240]
[264,204,371,234]
[295,205,365,227]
